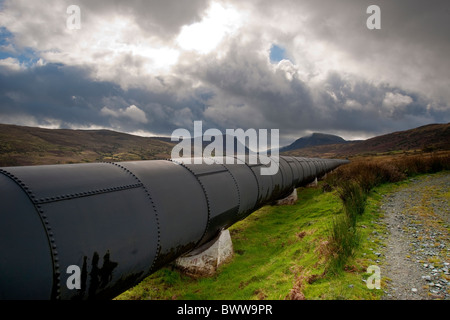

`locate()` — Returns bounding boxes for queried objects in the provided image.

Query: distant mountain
[1,122,448,166]
[280,133,349,152]
[184,134,253,156]
[282,123,450,158]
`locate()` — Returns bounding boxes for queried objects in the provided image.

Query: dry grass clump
[324,153,449,274]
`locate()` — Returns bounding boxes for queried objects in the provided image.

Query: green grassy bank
[116,180,403,300]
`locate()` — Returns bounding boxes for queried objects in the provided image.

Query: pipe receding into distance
[0,156,348,300]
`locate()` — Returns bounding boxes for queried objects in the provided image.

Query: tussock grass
[325,153,450,274]
[393,154,450,176]
[327,214,360,273]
[337,180,367,220]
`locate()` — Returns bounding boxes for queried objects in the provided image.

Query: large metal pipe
[0,156,348,300]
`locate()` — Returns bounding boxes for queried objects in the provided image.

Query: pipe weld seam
[0,168,62,299]
[167,158,212,248]
[109,162,161,274]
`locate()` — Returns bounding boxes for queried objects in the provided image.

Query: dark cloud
[0,63,212,135]
[0,0,449,144]
[314,72,445,134]
[179,39,316,132]
[287,0,450,101]
[177,36,446,140]
[0,55,446,143]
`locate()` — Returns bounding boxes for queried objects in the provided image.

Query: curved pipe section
[0,156,348,300]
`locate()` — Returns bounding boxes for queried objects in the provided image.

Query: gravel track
[379,173,450,300]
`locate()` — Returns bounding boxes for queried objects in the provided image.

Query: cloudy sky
[0,0,449,146]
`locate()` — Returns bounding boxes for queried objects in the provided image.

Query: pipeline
[0,156,348,300]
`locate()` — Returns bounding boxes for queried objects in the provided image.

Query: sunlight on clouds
[383,92,413,109]
[39,14,180,85]
[0,113,62,129]
[344,99,363,110]
[273,59,298,81]
[0,57,25,72]
[176,2,243,54]
[87,16,179,71]
[125,129,162,138]
[101,105,148,124]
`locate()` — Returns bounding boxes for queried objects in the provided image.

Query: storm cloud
[0,0,449,145]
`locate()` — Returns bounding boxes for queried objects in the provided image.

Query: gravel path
[379,173,450,300]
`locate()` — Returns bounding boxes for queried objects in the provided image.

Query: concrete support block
[319,172,327,180]
[307,177,318,187]
[276,188,298,205]
[174,229,234,278]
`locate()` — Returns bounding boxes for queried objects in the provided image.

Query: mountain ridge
[281,123,450,158]
[280,132,351,152]
[0,122,449,166]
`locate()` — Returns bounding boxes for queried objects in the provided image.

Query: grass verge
[115,181,388,300]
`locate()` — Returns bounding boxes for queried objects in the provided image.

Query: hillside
[186,134,252,155]
[280,133,348,152]
[0,124,251,167]
[1,122,448,166]
[282,123,450,158]
[0,124,176,167]
[341,123,450,154]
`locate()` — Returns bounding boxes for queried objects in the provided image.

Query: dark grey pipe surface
[0,156,348,300]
